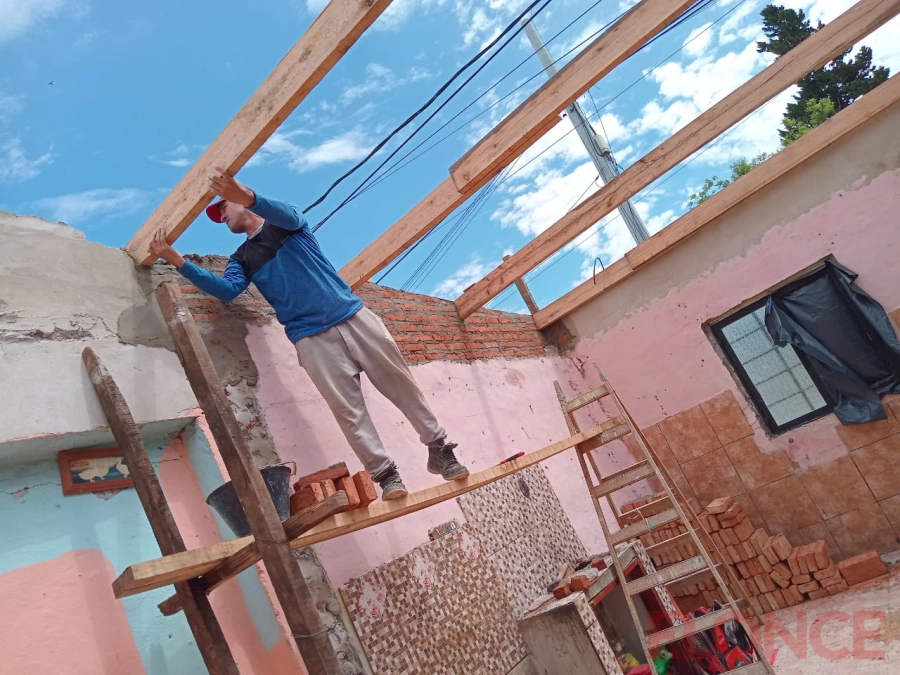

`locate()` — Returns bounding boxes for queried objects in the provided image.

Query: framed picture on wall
[58,448,133,496]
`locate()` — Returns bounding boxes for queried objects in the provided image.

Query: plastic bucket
[206,465,292,538]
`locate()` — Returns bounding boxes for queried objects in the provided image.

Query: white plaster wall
[0,212,197,445]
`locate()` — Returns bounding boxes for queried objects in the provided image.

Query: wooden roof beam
[454,0,900,320]
[533,73,900,328]
[125,0,393,266]
[339,0,695,289]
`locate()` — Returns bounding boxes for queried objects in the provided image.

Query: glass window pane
[717,305,829,432]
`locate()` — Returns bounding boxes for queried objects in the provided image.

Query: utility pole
[522,19,649,245]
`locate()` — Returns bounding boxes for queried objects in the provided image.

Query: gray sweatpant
[294,306,445,477]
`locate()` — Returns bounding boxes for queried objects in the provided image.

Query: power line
[304,0,555,226]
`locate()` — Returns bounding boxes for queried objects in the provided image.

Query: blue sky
[2,0,898,313]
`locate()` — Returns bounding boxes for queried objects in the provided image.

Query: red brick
[336,475,360,511]
[826,581,850,595]
[319,479,336,499]
[353,471,378,508]
[770,534,793,562]
[732,517,755,543]
[750,528,770,555]
[591,557,608,572]
[552,583,572,599]
[290,482,324,514]
[813,565,839,582]
[838,551,888,586]
[790,574,812,585]
[808,588,830,600]
[787,548,802,576]
[570,575,591,592]
[798,580,820,595]
[770,570,790,589]
[819,573,844,588]
[810,540,830,571]
[707,497,734,515]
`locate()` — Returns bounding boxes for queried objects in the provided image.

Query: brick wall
[175,255,558,363]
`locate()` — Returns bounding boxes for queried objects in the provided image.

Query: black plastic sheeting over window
[764,259,900,425]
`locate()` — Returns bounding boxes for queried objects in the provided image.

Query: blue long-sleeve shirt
[178,193,363,342]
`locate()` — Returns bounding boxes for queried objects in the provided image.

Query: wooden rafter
[125,0,393,266]
[533,73,900,328]
[111,419,629,599]
[339,0,694,290]
[453,0,900,319]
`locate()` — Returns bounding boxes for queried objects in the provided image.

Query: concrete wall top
[0,212,197,447]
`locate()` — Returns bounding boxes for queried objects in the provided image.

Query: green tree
[781,97,835,146]
[758,5,889,139]
[687,5,889,209]
[687,153,774,208]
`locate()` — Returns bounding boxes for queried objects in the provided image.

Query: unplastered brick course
[176,257,556,363]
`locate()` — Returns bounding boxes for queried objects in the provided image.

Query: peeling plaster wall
[0,212,196,443]
[0,214,311,674]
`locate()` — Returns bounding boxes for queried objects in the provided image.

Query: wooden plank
[533,72,900,328]
[608,507,679,546]
[619,495,672,525]
[338,0,692,290]
[81,347,239,675]
[158,492,349,616]
[564,385,609,413]
[647,608,739,649]
[592,461,654,497]
[449,0,695,195]
[113,420,626,597]
[155,281,340,675]
[455,0,900,319]
[341,177,465,289]
[125,0,393,266]
[626,555,707,596]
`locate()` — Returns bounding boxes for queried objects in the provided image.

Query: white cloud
[432,256,496,297]
[0,0,67,44]
[0,138,53,182]
[73,30,97,49]
[250,129,372,173]
[32,188,153,225]
[0,92,24,123]
[340,63,429,104]
[683,22,714,58]
[304,0,327,13]
[150,142,204,168]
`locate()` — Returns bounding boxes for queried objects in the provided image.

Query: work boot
[372,463,408,501]
[426,439,470,481]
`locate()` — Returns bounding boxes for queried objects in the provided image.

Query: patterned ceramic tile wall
[340,526,526,675]
[459,465,589,619]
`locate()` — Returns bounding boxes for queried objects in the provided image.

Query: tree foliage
[687,153,774,209]
[688,5,889,208]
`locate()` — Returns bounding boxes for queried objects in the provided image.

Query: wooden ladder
[554,364,774,675]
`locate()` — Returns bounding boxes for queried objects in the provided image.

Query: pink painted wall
[159,434,307,675]
[566,170,900,467]
[0,549,145,675]
[246,323,625,584]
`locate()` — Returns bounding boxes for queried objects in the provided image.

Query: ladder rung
[627,556,708,596]
[577,417,628,452]
[647,607,739,649]
[620,495,672,525]
[564,385,609,412]
[592,462,654,498]
[609,508,679,546]
[666,563,728,596]
[645,531,693,558]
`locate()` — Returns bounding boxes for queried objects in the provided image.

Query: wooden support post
[154,281,340,675]
[454,0,900,318]
[81,347,239,675]
[125,0,393,265]
[503,254,540,314]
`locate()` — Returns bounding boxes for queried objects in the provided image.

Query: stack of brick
[289,462,378,515]
[668,495,889,615]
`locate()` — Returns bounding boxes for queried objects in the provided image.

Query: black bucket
[206,465,293,538]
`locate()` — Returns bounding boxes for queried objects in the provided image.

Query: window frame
[710,275,834,435]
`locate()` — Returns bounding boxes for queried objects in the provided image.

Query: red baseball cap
[205,200,225,223]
